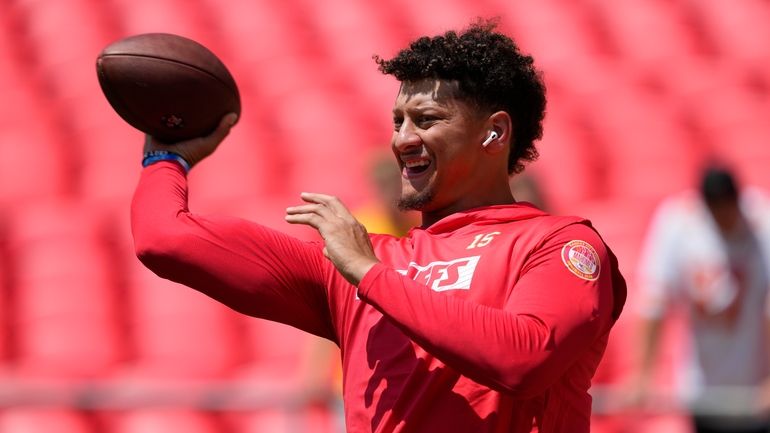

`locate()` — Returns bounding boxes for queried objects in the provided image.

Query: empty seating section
[0,408,94,433]
[586,0,705,66]
[8,201,124,379]
[0,9,71,204]
[108,409,223,433]
[123,264,246,381]
[0,0,768,431]
[691,0,770,65]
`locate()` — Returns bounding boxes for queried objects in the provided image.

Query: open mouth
[403,159,432,177]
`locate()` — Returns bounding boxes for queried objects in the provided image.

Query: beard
[397,187,435,211]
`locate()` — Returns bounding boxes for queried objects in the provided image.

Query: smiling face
[390,79,512,224]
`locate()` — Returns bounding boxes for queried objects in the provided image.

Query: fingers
[142,112,238,167]
[285,201,338,230]
[285,211,324,229]
[207,112,239,143]
[299,192,351,218]
[142,112,237,149]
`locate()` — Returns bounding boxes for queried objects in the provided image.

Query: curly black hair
[375,19,546,174]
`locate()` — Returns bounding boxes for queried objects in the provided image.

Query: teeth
[405,160,430,169]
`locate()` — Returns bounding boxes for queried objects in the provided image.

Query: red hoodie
[132,161,626,432]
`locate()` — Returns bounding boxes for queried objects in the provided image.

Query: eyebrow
[392,103,448,117]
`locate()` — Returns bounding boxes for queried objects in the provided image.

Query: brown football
[96,33,240,143]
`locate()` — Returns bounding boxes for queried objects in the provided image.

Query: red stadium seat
[240,319,319,379]
[493,0,607,70]
[11,0,145,205]
[387,0,497,37]
[227,405,340,433]
[186,121,278,207]
[0,120,71,205]
[732,156,770,191]
[110,409,222,433]
[526,100,605,214]
[107,0,215,42]
[271,89,381,206]
[687,0,770,65]
[123,262,246,380]
[227,317,335,417]
[13,0,118,151]
[200,0,297,62]
[227,410,293,433]
[2,1,120,205]
[586,0,704,66]
[275,0,406,137]
[683,73,770,174]
[581,84,704,205]
[295,0,410,69]
[0,408,94,433]
[200,0,318,70]
[0,242,9,371]
[0,22,70,204]
[8,200,124,378]
[75,115,144,207]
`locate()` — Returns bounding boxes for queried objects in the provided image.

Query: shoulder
[517,216,614,293]
[742,187,770,220]
[541,218,608,256]
[509,213,610,268]
[522,213,598,246]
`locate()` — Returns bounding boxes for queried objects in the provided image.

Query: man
[132,21,626,432]
[636,166,770,433]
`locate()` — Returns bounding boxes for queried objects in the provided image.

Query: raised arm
[131,117,336,341]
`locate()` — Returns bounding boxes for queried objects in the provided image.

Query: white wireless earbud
[482,131,498,147]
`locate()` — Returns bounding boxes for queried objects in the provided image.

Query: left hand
[286,192,379,285]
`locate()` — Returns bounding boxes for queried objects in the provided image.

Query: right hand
[143,112,238,169]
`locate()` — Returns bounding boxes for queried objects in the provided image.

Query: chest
[336,228,533,386]
[376,228,532,306]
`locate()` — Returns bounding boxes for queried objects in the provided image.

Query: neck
[419,188,516,228]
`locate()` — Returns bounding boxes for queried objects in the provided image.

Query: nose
[392,120,421,152]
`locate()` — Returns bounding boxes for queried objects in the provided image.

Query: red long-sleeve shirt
[131,161,626,432]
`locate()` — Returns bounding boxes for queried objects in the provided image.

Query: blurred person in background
[131,20,626,432]
[354,151,420,236]
[636,165,770,433]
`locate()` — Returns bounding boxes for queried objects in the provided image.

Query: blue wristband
[142,150,191,173]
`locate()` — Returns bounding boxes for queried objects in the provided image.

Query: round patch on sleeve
[561,240,601,281]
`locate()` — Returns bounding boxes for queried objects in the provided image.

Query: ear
[482,111,512,154]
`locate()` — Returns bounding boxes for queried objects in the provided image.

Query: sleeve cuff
[143,159,188,175]
[356,262,390,299]
[142,151,191,173]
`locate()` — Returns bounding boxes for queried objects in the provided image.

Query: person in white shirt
[636,165,770,433]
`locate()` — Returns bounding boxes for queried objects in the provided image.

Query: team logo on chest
[561,240,601,281]
[397,256,481,292]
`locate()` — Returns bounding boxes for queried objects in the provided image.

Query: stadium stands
[7,200,124,379]
[0,0,768,431]
[0,407,94,433]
